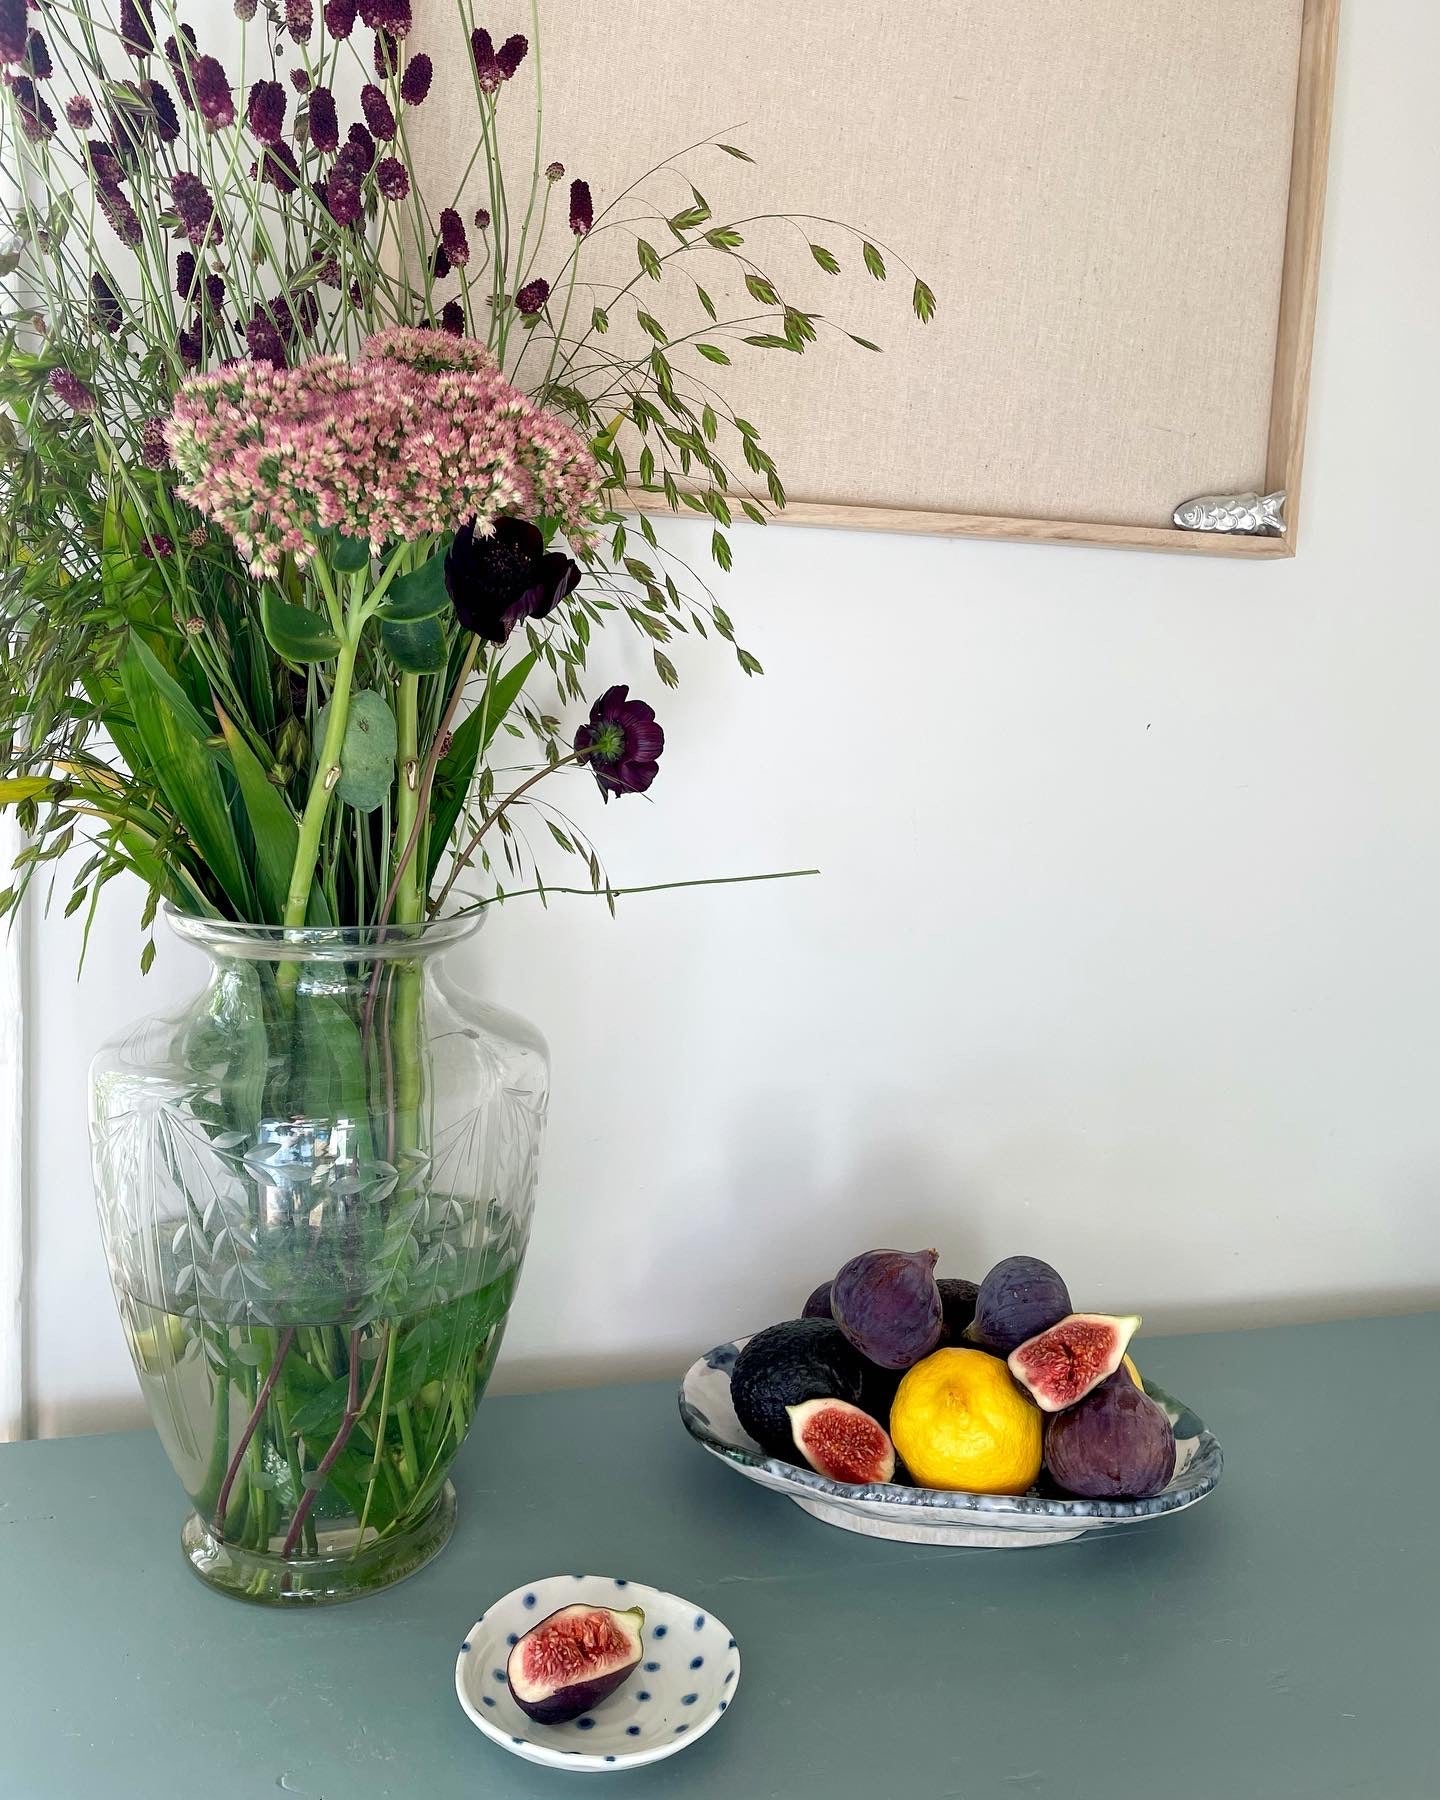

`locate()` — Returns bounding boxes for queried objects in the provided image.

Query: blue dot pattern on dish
[637,1691,651,1702]
[492,1669,506,1684]
[523,1593,537,1608]
[644,1661,660,1672]
[683,1693,698,1706]
[506,1633,519,1646]
[461,1641,471,1652]
[719,1700,728,1712]
[482,1697,494,1708]
[728,1637,736,1648]
[694,1614,706,1629]
[675,1724,689,1735]
[614,1577,628,1587]
[577,1718,595,1731]
[724,1669,735,1684]
[690,1656,704,1669]
[627,1726,641,1738]
[654,1624,667,1637]
[605,1755,616,1763]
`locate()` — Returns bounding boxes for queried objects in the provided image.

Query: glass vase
[89,913,547,1605]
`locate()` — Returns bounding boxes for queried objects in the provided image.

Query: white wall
[22,3,1440,1436]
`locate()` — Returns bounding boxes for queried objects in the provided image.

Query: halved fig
[506,1604,645,1724]
[1007,1313,1140,1413]
[787,1397,896,1484]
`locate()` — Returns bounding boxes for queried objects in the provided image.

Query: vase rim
[164,905,483,962]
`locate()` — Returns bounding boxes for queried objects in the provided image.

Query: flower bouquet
[0,0,931,1602]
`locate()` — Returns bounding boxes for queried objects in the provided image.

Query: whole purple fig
[830,1248,943,1371]
[1044,1375,1176,1499]
[802,1280,834,1320]
[972,1255,1072,1354]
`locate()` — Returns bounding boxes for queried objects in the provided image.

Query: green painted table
[1,1314,1434,1799]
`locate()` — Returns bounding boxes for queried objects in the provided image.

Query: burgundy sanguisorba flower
[497,33,528,77]
[24,29,51,79]
[171,171,222,247]
[515,278,549,316]
[285,0,314,44]
[569,179,593,237]
[11,76,56,141]
[360,83,395,141]
[439,208,469,267]
[376,156,409,201]
[247,78,286,144]
[308,85,339,151]
[574,686,665,802]
[440,299,465,336]
[360,0,411,34]
[400,52,432,106]
[65,95,94,130]
[50,368,95,415]
[118,0,155,58]
[444,516,581,646]
[323,0,356,36]
[191,55,235,130]
[0,0,28,65]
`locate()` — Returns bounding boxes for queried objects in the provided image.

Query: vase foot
[181,1481,457,1606]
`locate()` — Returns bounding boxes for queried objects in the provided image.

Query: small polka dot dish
[455,1575,741,1773]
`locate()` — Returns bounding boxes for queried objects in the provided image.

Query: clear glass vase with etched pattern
[89,912,547,1605]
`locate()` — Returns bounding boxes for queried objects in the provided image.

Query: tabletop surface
[1,1311,1434,1800]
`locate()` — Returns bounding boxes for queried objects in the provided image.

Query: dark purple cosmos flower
[247,78,286,144]
[308,85,339,151]
[360,83,395,141]
[373,28,399,78]
[360,0,410,34]
[11,78,56,142]
[574,687,664,802]
[439,208,469,267]
[497,34,528,77]
[50,368,95,415]
[515,278,549,316]
[286,0,314,44]
[24,30,51,79]
[347,120,376,170]
[445,517,581,646]
[0,0,26,65]
[91,273,123,335]
[65,95,94,129]
[376,155,408,201]
[569,179,593,237]
[191,55,235,130]
[400,52,431,105]
[143,79,180,142]
[440,299,465,336]
[171,171,221,247]
[99,186,142,247]
[140,416,169,468]
[118,0,155,57]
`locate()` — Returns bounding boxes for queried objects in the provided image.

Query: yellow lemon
[890,1348,1042,1495]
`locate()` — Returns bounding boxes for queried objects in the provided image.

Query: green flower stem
[213,1327,295,1541]
[282,632,360,934]
[393,675,422,928]
[353,1326,398,1552]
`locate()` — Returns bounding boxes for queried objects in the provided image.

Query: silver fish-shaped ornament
[1173,491,1286,536]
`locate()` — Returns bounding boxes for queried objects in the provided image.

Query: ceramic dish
[679,1337,1223,1548]
[455,1574,740,1773]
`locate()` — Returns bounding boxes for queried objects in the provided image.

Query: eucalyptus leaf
[382,613,449,674]
[260,589,342,663]
[315,689,397,812]
[377,551,450,622]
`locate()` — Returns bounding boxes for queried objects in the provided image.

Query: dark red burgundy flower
[258,141,302,194]
[497,33,527,77]
[99,186,143,247]
[470,27,499,91]
[323,0,357,37]
[445,516,581,647]
[400,53,431,106]
[247,78,286,144]
[376,156,408,201]
[65,95,94,130]
[90,274,124,335]
[440,299,465,336]
[285,0,314,44]
[191,55,235,130]
[50,368,95,415]
[141,417,169,468]
[24,30,52,80]
[0,0,27,65]
[359,0,410,35]
[372,28,398,78]
[11,77,56,142]
[170,171,222,247]
[569,179,593,237]
[515,278,549,316]
[360,83,395,141]
[574,686,665,802]
[308,85,339,151]
[439,208,469,267]
[347,120,376,170]
[143,79,180,143]
[118,0,155,59]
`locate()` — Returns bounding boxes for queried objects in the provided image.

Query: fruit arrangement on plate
[679,1250,1224,1547]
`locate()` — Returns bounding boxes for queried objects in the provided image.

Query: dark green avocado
[730,1319,868,1458]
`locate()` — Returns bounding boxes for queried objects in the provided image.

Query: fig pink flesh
[788,1398,896,1484]
[1008,1313,1139,1412]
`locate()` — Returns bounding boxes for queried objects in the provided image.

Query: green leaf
[126,633,214,744]
[913,278,937,323]
[260,589,341,663]
[315,689,397,812]
[117,646,255,917]
[426,650,537,887]
[636,239,662,280]
[636,311,668,344]
[743,334,800,352]
[329,534,371,574]
[377,551,449,622]
[862,241,887,281]
[382,613,450,674]
[848,334,883,353]
[696,343,731,365]
[215,705,299,923]
[809,242,841,274]
[696,286,718,321]
[711,530,732,573]
[744,272,780,306]
[704,227,744,251]
[653,649,678,689]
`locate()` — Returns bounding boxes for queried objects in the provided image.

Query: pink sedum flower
[166,330,601,578]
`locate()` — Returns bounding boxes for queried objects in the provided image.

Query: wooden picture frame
[414,0,1340,559]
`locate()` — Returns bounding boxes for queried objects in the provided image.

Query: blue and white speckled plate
[455,1575,740,1773]
[680,1337,1223,1548]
